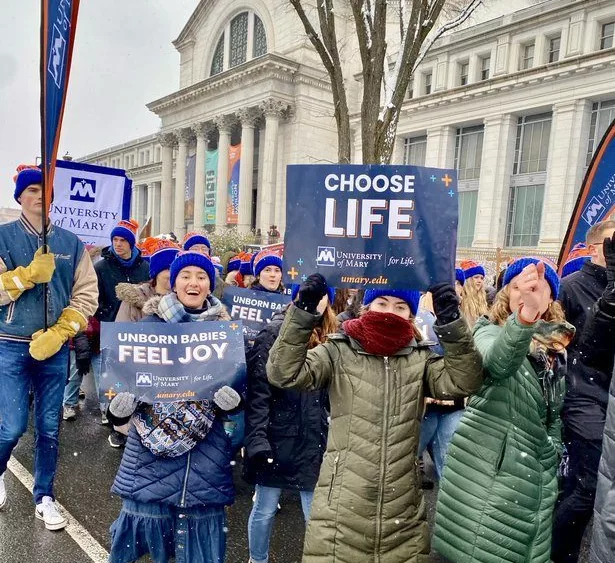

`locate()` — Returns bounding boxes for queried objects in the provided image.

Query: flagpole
[40,0,49,329]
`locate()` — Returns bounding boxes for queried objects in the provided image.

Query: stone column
[157,132,176,234]
[539,99,592,249]
[237,107,261,233]
[255,122,266,233]
[214,115,235,228]
[191,122,213,230]
[473,115,517,248]
[258,100,286,235]
[147,183,155,234]
[424,126,456,168]
[153,181,162,235]
[173,128,193,239]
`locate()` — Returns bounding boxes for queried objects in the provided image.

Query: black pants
[551,428,603,563]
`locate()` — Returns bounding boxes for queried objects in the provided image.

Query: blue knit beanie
[253,251,283,278]
[110,219,139,248]
[227,255,241,273]
[183,232,211,252]
[240,254,254,276]
[14,168,43,203]
[291,283,336,305]
[149,247,180,280]
[561,243,591,278]
[502,257,560,299]
[170,251,217,292]
[362,289,421,315]
[460,260,486,280]
[455,268,466,286]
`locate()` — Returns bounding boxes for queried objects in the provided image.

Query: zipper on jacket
[374,356,391,560]
[327,454,340,505]
[180,451,192,507]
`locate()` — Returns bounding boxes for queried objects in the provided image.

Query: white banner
[49,160,131,247]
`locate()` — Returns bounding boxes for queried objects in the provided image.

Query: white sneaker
[35,496,67,530]
[0,473,6,510]
[63,405,77,421]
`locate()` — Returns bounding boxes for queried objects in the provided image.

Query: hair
[225,270,239,286]
[308,304,339,349]
[586,219,615,245]
[460,282,489,327]
[489,284,566,326]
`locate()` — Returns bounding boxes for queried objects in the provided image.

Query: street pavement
[0,372,591,562]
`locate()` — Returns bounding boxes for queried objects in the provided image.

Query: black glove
[603,234,615,305]
[295,274,328,313]
[428,283,460,325]
[73,332,91,376]
[251,450,274,469]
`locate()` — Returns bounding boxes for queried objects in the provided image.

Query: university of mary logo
[48,26,67,89]
[136,372,152,387]
[316,246,336,267]
[70,177,96,202]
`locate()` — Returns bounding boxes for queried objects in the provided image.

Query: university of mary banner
[283,165,458,291]
[205,149,218,225]
[227,144,241,224]
[559,119,615,270]
[99,321,247,404]
[49,160,131,247]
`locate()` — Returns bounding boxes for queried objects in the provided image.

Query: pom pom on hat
[291,283,336,306]
[170,251,217,292]
[182,231,211,252]
[253,249,283,278]
[211,256,224,275]
[460,259,485,279]
[502,256,560,299]
[149,240,181,280]
[562,243,591,278]
[111,219,139,248]
[455,268,466,286]
[14,165,43,203]
[362,289,421,316]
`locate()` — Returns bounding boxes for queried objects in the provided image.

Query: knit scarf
[343,310,416,356]
[111,246,139,268]
[157,292,226,323]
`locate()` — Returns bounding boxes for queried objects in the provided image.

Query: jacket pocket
[495,429,509,474]
[327,454,340,505]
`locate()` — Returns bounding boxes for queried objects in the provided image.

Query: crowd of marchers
[0,166,615,563]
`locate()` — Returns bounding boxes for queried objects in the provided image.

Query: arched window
[210,11,268,77]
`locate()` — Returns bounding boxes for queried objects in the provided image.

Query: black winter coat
[559,261,609,439]
[94,247,150,322]
[243,310,328,491]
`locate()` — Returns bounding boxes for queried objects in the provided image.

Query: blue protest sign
[283,165,458,290]
[100,321,247,404]
[221,286,292,346]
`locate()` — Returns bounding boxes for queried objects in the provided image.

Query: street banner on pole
[558,119,615,272]
[227,144,241,224]
[221,286,292,346]
[50,160,131,247]
[100,321,247,404]
[283,164,458,290]
[205,149,218,225]
[41,0,81,218]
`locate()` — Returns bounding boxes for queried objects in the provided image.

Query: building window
[407,81,414,100]
[459,62,469,86]
[480,56,490,80]
[601,22,615,50]
[210,11,268,77]
[146,150,150,164]
[520,42,535,70]
[513,113,552,174]
[548,36,561,62]
[455,125,484,181]
[505,184,545,247]
[586,99,615,165]
[458,190,478,247]
[403,135,427,166]
[424,72,432,95]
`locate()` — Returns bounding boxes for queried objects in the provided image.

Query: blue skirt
[109,499,226,563]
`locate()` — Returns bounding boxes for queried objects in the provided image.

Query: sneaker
[0,473,6,510]
[101,411,109,425]
[35,496,67,530]
[62,405,77,421]
[108,430,126,448]
[78,388,86,399]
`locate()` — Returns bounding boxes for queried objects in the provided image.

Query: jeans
[418,407,465,480]
[551,428,603,563]
[248,484,313,563]
[0,340,69,504]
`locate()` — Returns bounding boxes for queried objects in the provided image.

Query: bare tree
[290,0,482,164]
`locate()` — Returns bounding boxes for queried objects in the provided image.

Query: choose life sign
[100,321,247,404]
[283,165,458,290]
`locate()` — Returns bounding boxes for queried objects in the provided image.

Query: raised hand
[517,262,549,322]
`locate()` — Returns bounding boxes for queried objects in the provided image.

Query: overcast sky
[0,0,198,209]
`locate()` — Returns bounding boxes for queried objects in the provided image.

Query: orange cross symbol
[230,323,239,330]
[288,267,299,280]
[441,174,453,188]
[105,388,117,401]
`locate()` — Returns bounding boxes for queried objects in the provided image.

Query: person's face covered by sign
[368,295,412,320]
[174,266,211,309]
[471,274,484,291]
[259,265,282,291]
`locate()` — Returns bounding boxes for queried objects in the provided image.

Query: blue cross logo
[448,189,455,198]
[430,175,437,182]
[301,275,308,281]
[297,258,304,266]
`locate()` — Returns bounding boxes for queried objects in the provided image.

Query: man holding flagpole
[0,166,98,530]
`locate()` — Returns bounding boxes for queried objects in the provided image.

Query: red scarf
[343,311,416,356]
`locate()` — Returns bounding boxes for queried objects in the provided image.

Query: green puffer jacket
[266,305,483,563]
[433,314,565,563]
